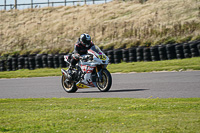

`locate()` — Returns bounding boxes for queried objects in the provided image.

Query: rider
[68,33,94,74]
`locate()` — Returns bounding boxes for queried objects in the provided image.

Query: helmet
[80,33,91,48]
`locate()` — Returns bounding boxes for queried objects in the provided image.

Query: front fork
[96,65,103,82]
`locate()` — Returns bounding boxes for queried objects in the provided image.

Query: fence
[0,0,108,10]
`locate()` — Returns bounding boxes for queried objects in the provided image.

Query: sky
[0,0,111,10]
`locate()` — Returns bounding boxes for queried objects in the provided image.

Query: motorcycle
[61,45,112,93]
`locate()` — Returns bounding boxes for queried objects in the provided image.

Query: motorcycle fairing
[76,65,97,89]
[64,55,70,64]
[81,65,95,74]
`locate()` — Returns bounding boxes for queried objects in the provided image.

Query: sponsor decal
[76,81,95,88]
[81,65,95,73]
[76,83,89,88]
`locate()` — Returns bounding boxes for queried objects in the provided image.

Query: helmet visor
[83,40,91,47]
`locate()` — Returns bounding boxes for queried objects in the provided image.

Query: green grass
[108,57,200,73]
[0,98,199,132]
[0,57,200,78]
[0,68,62,79]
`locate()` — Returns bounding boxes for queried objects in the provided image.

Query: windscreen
[90,45,102,54]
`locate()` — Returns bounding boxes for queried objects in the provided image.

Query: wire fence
[0,0,109,10]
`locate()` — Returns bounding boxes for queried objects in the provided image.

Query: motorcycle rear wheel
[61,75,78,93]
[96,69,112,92]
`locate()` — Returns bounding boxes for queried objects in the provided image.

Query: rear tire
[97,69,112,92]
[61,75,77,93]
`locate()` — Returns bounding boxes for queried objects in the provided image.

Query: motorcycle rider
[67,33,94,76]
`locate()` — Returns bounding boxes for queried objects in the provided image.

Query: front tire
[61,75,77,93]
[97,69,112,92]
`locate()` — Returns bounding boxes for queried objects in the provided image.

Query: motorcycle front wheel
[61,75,78,93]
[96,69,112,92]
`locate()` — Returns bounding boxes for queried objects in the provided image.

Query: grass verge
[108,57,200,73]
[0,98,200,132]
[0,57,200,78]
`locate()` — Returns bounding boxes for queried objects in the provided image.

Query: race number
[98,55,107,60]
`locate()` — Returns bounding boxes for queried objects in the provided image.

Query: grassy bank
[0,98,200,132]
[0,0,200,55]
[0,57,200,78]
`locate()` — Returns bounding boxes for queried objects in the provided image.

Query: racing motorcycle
[61,45,112,93]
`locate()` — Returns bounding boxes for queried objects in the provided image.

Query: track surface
[0,71,200,98]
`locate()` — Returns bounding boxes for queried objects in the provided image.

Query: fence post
[14,0,17,9]
[31,0,33,9]
[4,0,6,10]
[84,0,86,5]
[93,0,95,4]
[48,0,50,7]
[65,0,67,6]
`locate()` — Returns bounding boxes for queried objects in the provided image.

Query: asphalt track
[0,71,200,98]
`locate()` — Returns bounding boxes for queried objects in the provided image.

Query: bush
[178,36,193,43]
[164,37,176,44]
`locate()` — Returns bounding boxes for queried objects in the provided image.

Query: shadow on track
[110,89,149,92]
[77,89,149,93]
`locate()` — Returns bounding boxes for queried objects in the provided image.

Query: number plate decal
[98,55,107,60]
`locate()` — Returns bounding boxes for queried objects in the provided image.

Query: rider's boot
[66,65,73,81]
[67,66,72,75]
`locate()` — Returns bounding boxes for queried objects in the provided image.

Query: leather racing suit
[70,38,94,68]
